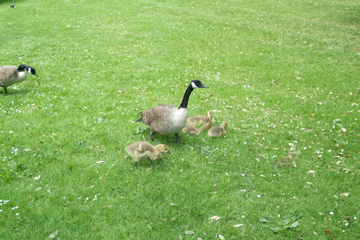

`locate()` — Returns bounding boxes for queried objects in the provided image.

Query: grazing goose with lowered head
[182,122,212,134]
[125,141,171,166]
[0,64,38,95]
[137,79,208,143]
[208,122,228,137]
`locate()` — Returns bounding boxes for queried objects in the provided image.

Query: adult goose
[137,79,208,143]
[0,64,38,95]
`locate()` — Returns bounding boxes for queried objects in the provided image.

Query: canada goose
[137,79,208,143]
[208,122,228,137]
[0,64,38,95]
[125,141,171,166]
[181,122,212,134]
[187,110,217,125]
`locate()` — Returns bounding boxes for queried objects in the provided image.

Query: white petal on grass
[333,118,342,124]
[185,230,194,235]
[340,193,349,197]
[218,234,225,240]
[96,161,105,164]
[209,216,221,222]
[48,230,58,239]
[233,224,244,227]
[290,221,299,228]
[33,175,41,181]
[307,170,316,174]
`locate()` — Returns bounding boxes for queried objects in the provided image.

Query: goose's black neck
[17,64,28,72]
[178,85,194,109]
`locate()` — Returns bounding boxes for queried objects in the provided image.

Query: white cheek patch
[191,81,198,88]
[27,68,31,73]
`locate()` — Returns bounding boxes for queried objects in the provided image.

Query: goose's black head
[190,79,208,89]
[18,64,38,77]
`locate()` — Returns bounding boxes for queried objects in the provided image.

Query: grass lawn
[0,0,359,239]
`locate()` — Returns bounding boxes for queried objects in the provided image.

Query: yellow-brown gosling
[125,141,171,166]
[181,122,212,134]
[137,80,208,144]
[187,110,216,125]
[208,122,228,137]
[0,64,38,95]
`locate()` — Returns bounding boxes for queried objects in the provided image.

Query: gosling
[187,110,218,125]
[182,122,212,134]
[0,64,38,95]
[125,141,171,166]
[208,122,228,137]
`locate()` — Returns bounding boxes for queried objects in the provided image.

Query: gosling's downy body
[137,80,208,143]
[0,64,38,95]
[125,141,171,166]
[182,122,212,134]
[187,110,216,125]
[208,122,228,137]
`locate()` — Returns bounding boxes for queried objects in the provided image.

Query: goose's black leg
[149,131,155,141]
[175,133,181,144]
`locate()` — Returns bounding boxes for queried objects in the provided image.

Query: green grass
[0,0,359,239]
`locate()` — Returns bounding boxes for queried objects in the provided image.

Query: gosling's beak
[167,151,172,155]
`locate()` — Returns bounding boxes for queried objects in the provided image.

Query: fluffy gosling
[187,109,221,125]
[208,122,228,137]
[125,141,171,166]
[181,122,212,134]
